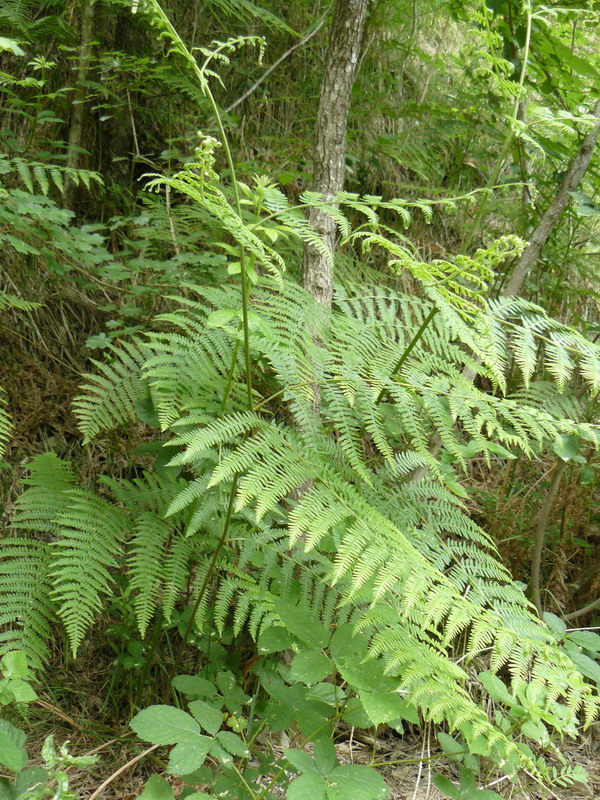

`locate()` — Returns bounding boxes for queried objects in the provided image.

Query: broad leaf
[130,705,200,745]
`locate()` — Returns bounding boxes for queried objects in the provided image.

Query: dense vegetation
[0,1,599,798]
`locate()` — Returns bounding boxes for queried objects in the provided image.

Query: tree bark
[64,0,95,210]
[302,0,369,306]
[502,98,600,297]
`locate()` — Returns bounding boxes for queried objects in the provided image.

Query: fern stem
[142,0,254,410]
[172,474,239,674]
[461,0,533,251]
[203,84,254,411]
[135,610,163,708]
[375,306,438,404]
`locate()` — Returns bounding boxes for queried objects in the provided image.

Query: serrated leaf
[313,737,337,776]
[284,748,318,775]
[136,775,175,800]
[215,731,248,757]
[0,721,27,773]
[166,738,211,776]
[287,772,328,800]
[172,675,216,698]
[290,651,332,685]
[326,764,390,799]
[275,598,329,648]
[188,700,223,736]
[130,705,200,744]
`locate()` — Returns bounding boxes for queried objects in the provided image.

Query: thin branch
[87,745,160,800]
[224,17,326,115]
[563,596,600,621]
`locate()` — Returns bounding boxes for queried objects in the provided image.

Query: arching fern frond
[51,490,132,654]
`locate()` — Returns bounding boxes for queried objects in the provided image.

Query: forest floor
[18,702,600,800]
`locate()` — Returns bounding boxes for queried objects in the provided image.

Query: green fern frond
[128,512,172,637]
[51,491,132,654]
[0,539,54,668]
[0,392,13,460]
[73,339,150,442]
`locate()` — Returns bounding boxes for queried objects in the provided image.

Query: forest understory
[0,1,599,799]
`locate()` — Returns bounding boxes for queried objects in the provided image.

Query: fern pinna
[3,146,600,778]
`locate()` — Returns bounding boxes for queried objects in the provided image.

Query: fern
[50,490,132,655]
[0,391,13,461]
[5,121,600,779]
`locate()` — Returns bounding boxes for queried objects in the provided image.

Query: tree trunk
[502,98,600,297]
[302,0,369,306]
[64,0,95,210]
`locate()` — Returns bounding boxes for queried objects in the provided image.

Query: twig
[87,744,160,800]
[563,596,600,621]
[223,18,326,115]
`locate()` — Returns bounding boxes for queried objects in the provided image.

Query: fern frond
[0,392,13,460]
[0,539,54,668]
[128,512,172,637]
[73,339,150,443]
[51,491,132,654]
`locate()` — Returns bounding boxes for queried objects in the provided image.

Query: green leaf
[6,680,37,703]
[183,794,213,800]
[275,598,329,648]
[215,731,248,757]
[135,394,160,428]
[1,652,30,680]
[565,650,600,683]
[437,732,464,762]
[0,721,27,773]
[478,671,515,706]
[360,690,417,726]
[290,651,332,685]
[130,705,200,745]
[313,737,337,776]
[287,773,328,800]
[284,748,318,775]
[0,779,15,800]
[14,767,47,796]
[172,675,216,698]
[433,775,460,799]
[136,775,175,800]
[552,434,580,461]
[565,631,600,654]
[257,625,296,653]
[542,613,566,637]
[166,738,211,776]
[326,764,390,799]
[520,719,549,744]
[188,700,223,736]
[207,309,240,328]
[0,38,24,56]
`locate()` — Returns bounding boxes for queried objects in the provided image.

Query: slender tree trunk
[502,98,600,297]
[64,0,95,209]
[302,0,369,306]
